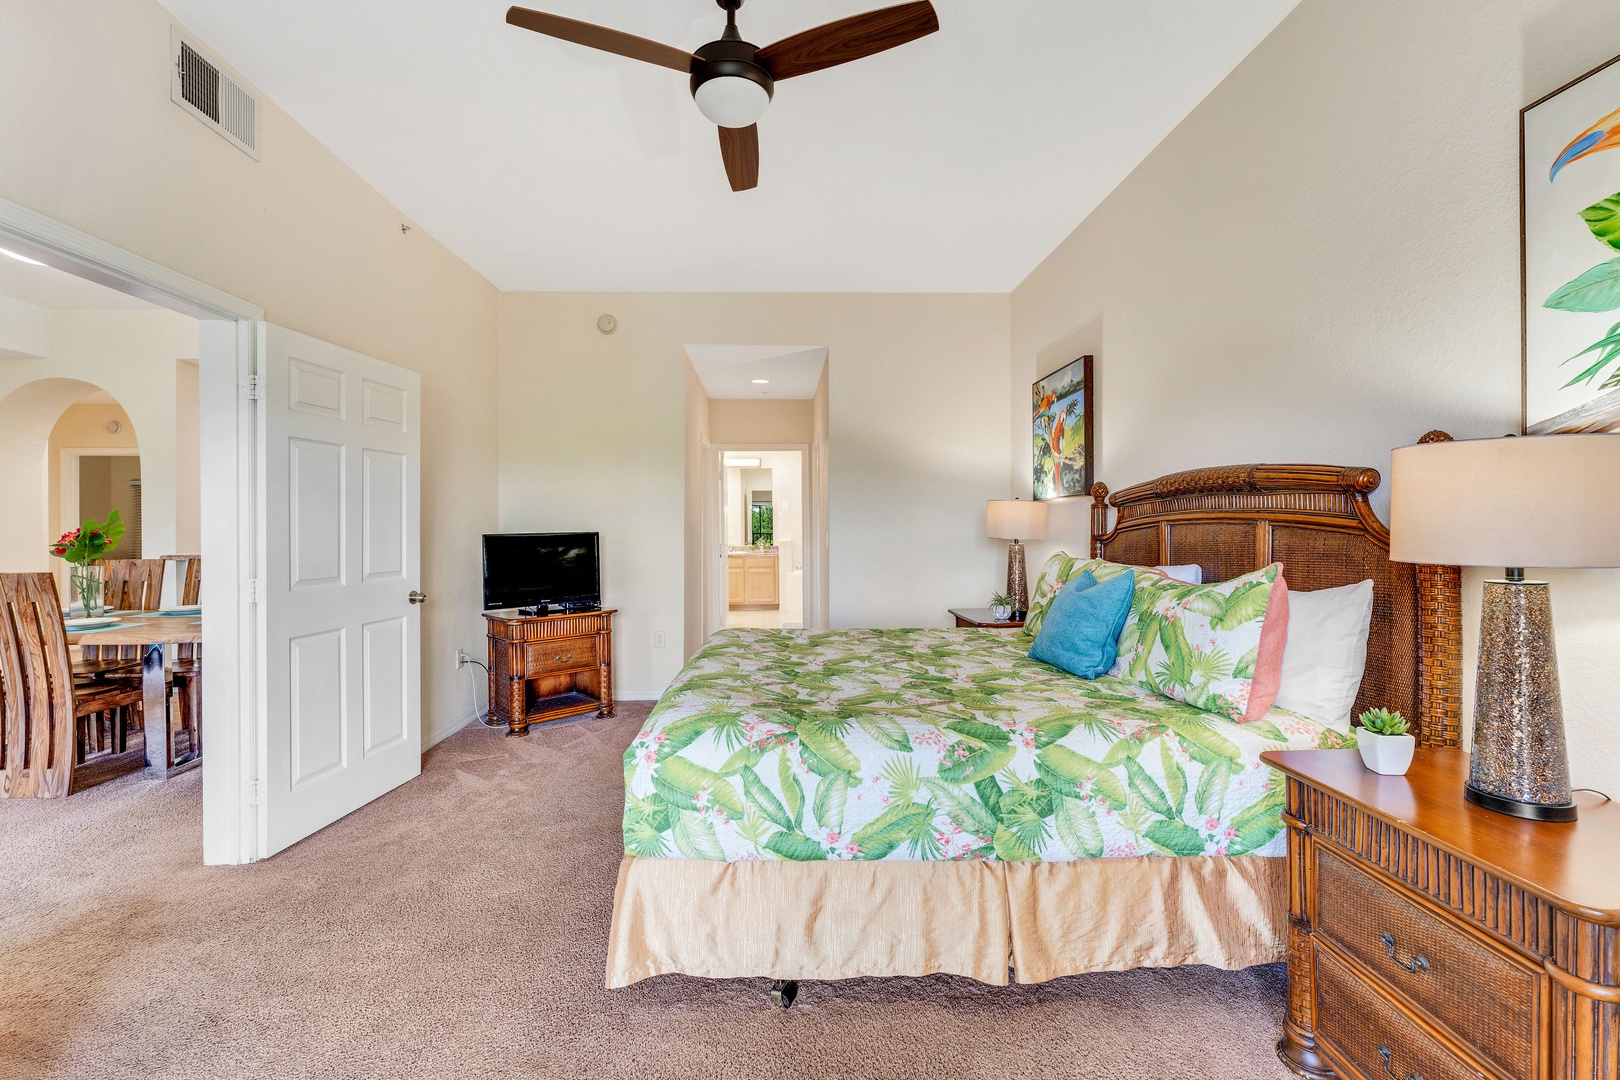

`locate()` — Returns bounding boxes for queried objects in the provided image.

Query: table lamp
[1389,433,1620,821]
[986,499,1048,618]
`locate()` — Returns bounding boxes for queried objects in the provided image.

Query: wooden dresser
[484,609,615,737]
[1263,748,1620,1080]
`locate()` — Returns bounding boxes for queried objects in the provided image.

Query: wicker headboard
[1088,456,1462,748]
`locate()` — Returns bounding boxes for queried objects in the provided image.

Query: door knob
[408,590,427,605]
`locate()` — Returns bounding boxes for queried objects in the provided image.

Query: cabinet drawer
[523,636,598,675]
[1315,845,1540,1080]
[1315,944,1485,1080]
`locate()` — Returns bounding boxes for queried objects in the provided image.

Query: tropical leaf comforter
[623,628,1353,863]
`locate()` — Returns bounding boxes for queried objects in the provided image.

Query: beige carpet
[0,703,1296,1079]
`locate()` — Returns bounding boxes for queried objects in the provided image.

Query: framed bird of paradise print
[1524,50,1620,433]
[1032,355,1093,500]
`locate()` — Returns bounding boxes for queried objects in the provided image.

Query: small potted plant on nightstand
[989,592,1014,622]
[1357,708,1415,776]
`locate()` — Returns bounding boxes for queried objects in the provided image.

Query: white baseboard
[423,710,480,750]
[424,692,661,748]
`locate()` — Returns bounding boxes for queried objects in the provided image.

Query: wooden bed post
[1089,483,1109,559]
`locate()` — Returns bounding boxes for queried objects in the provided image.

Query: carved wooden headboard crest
[1088,436,1462,748]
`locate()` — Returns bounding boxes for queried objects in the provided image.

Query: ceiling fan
[505,0,940,192]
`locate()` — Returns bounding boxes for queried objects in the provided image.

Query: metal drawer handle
[1379,1045,1422,1080]
[1381,932,1430,974]
[555,652,573,663]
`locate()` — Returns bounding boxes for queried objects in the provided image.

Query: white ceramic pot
[990,604,1013,621]
[1358,731,1416,776]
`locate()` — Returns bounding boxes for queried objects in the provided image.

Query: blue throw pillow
[1028,569,1137,679]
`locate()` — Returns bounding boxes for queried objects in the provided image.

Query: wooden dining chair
[167,555,201,606]
[0,573,145,798]
[162,555,202,763]
[105,559,166,612]
[78,558,168,679]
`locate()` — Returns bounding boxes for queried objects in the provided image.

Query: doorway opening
[722,448,804,630]
[0,254,208,798]
[683,345,829,652]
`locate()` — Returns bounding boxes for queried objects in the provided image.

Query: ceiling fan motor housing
[690,39,774,128]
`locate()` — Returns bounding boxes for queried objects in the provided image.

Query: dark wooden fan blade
[506,7,695,72]
[756,1,938,81]
[719,125,759,192]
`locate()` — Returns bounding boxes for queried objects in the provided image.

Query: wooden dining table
[65,612,202,780]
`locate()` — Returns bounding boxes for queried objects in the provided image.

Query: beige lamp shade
[1389,434,1620,568]
[986,499,1048,541]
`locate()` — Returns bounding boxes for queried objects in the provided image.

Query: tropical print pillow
[1023,554,1138,639]
[1110,563,1287,722]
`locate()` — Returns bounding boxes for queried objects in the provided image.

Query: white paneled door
[262,326,421,856]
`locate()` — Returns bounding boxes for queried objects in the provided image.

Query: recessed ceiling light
[750,379,770,384]
[0,247,45,266]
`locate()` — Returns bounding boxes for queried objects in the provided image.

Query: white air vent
[170,26,261,160]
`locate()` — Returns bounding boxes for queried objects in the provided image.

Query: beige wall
[1,0,501,746]
[1010,0,1620,794]
[47,401,139,555]
[0,309,197,571]
[499,292,1013,696]
[709,399,814,444]
[682,360,712,654]
[175,360,200,552]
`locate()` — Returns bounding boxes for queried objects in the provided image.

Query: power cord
[460,657,507,728]
[1573,788,1613,802]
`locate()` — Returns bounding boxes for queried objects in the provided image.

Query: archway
[0,377,128,573]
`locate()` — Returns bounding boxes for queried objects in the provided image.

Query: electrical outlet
[653,631,667,649]
[455,648,470,670]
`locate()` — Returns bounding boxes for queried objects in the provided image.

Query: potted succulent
[1356,708,1415,776]
[49,511,125,617]
[988,592,1015,622]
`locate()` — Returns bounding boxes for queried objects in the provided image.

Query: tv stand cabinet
[484,608,615,737]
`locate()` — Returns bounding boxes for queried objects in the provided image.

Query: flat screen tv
[482,532,600,611]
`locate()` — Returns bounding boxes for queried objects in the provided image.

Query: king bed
[605,457,1463,993]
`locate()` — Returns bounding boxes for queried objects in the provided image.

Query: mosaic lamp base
[1007,541,1029,618]
[1465,574,1576,823]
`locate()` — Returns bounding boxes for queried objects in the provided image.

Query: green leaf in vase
[1545,256,1620,313]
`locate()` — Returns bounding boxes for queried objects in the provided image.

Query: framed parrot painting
[1524,50,1620,434]
[1032,355,1092,500]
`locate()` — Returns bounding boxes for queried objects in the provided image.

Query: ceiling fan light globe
[693,76,770,129]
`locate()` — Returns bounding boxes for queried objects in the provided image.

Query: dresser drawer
[523,636,598,676]
[1315,944,1487,1080]
[1315,845,1541,1080]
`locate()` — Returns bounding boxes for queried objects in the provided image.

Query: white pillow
[1154,564,1203,584]
[1273,580,1374,733]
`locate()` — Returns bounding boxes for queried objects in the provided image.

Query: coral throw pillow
[1109,563,1290,722]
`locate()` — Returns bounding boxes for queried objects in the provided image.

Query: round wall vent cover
[597,314,618,335]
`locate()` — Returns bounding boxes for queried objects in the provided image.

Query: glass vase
[70,561,106,617]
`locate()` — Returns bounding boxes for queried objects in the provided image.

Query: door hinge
[244,578,265,603]
[246,780,262,806]
[241,374,264,400]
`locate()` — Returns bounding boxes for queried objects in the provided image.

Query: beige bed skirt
[605,854,1287,988]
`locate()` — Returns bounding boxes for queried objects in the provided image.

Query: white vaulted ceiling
[160,0,1298,292]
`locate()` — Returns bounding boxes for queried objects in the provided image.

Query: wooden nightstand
[1262,747,1620,1080]
[484,608,616,737]
[948,607,1025,629]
